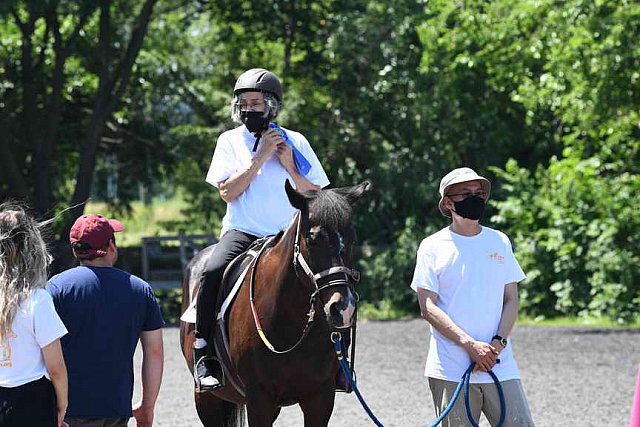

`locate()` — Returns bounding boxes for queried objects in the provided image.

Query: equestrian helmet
[233,68,282,102]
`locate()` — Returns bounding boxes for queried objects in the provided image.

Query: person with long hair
[0,203,68,427]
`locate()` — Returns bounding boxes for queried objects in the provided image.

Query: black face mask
[240,111,269,134]
[452,195,486,220]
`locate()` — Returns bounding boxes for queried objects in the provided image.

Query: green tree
[1,0,164,268]
[487,0,640,322]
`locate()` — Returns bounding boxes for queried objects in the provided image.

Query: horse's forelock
[307,190,352,231]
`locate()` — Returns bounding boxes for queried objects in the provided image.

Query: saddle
[211,233,280,397]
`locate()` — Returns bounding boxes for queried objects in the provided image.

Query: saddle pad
[179,234,277,324]
[180,299,197,323]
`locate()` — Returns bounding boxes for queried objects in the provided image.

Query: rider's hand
[464,340,498,372]
[255,128,284,162]
[275,142,296,173]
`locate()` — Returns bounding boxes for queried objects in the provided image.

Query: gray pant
[428,377,535,426]
[64,418,128,427]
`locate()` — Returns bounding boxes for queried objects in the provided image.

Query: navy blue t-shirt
[46,266,164,418]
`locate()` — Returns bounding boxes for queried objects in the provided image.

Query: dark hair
[72,237,115,261]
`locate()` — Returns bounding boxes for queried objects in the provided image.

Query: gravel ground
[130,319,639,426]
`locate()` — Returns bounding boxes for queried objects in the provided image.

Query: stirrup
[194,356,222,391]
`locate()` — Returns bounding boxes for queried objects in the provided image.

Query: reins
[250,212,360,354]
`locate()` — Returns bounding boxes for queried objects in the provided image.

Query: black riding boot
[194,266,222,391]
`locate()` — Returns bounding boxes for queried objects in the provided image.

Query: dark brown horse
[180,180,369,426]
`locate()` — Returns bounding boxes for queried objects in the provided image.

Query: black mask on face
[452,195,486,220]
[240,111,269,134]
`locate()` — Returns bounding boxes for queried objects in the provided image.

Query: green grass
[357,301,417,320]
[85,195,191,247]
[517,315,640,328]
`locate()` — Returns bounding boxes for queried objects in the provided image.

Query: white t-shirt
[206,125,330,237]
[410,226,526,383]
[0,288,68,387]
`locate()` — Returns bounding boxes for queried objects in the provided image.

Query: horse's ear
[285,179,308,211]
[332,180,372,204]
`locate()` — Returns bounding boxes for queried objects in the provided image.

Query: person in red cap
[410,168,534,426]
[46,214,164,427]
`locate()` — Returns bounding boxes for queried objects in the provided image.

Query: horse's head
[285,180,370,330]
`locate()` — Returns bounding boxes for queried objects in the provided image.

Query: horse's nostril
[330,301,343,318]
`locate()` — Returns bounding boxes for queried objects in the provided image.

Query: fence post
[141,237,150,280]
[178,230,188,272]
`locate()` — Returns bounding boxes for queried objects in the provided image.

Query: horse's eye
[305,231,318,245]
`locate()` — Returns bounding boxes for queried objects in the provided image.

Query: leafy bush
[154,288,183,325]
[493,159,640,323]
[357,217,441,317]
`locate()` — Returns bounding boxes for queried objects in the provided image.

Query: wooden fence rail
[141,232,217,288]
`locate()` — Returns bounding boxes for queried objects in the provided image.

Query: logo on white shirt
[489,252,505,264]
[0,332,17,367]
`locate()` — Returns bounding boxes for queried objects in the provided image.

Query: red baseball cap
[69,214,124,257]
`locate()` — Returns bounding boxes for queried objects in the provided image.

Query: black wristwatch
[491,335,508,347]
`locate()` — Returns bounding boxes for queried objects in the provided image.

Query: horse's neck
[266,218,305,296]
[269,220,297,275]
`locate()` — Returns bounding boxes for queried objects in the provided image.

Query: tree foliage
[1,0,638,321]
[487,0,640,322]
[0,0,164,269]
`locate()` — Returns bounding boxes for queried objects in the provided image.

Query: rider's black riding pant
[195,229,258,342]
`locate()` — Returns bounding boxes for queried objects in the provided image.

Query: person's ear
[445,196,459,216]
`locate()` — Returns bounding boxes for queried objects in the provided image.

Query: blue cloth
[46,266,164,418]
[269,123,312,176]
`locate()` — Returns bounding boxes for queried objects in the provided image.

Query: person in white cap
[410,167,534,426]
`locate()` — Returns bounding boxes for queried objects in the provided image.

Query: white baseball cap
[438,167,491,217]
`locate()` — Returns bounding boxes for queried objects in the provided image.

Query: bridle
[250,211,361,354]
[292,213,361,305]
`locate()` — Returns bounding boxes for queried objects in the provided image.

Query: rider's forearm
[288,170,321,193]
[218,156,269,202]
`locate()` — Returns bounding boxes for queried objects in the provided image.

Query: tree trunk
[52,0,159,272]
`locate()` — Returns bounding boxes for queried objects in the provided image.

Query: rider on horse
[194,68,330,390]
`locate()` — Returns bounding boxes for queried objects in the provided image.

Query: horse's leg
[245,390,277,427]
[195,391,224,427]
[298,387,336,427]
[195,391,244,427]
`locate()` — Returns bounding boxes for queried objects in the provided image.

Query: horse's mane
[307,189,352,231]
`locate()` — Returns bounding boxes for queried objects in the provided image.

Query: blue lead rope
[430,362,506,427]
[332,333,385,427]
[331,333,506,427]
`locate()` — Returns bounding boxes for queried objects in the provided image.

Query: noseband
[249,212,361,354]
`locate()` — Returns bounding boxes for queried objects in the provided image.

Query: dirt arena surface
[131,319,639,426]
